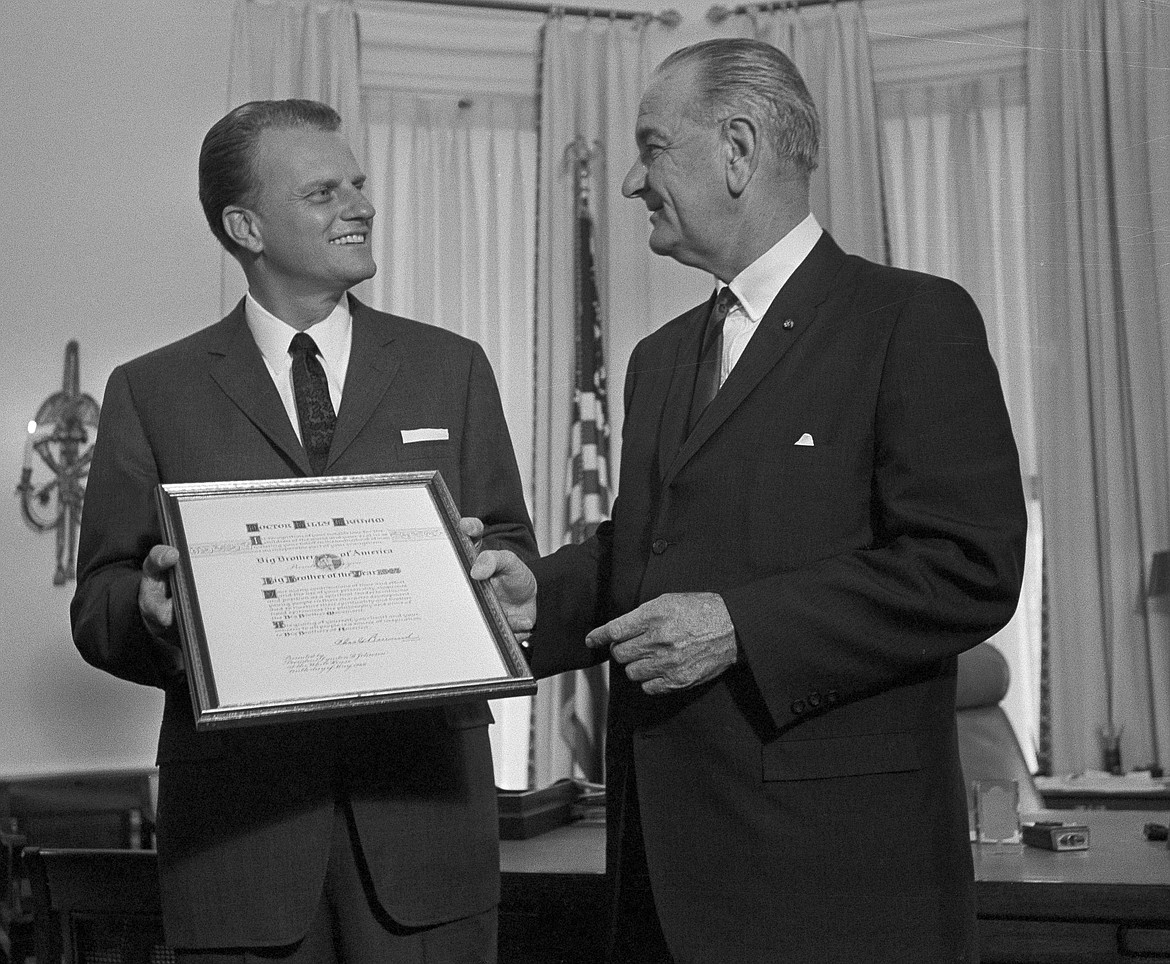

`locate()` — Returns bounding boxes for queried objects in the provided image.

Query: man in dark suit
[71,99,535,963]
[471,39,1026,963]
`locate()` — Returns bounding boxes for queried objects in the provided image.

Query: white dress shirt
[717,213,823,386]
[244,293,353,445]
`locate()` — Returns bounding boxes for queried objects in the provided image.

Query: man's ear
[222,206,263,255]
[724,116,759,197]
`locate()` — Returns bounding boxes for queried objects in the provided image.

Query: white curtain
[363,93,536,506]
[753,2,885,264]
[363,92,538,789]
[531,15,667,786]
[1026,0,1170,775]
[222,0,363,314]
[533,15,656,556]
[879,72,1043,769]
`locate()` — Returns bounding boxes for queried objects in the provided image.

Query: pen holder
[1099,724,1124,776]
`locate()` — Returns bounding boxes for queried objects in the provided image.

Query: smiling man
[71,100,535,964]
[470,40,1026,963]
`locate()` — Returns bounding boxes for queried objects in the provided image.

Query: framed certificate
[155,471,535,730]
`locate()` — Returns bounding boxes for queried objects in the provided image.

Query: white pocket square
[402,428,449,443]
[794,433,815,447]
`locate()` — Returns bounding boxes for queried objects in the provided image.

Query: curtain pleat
[879,71,1042,768]
[1026,0,1170,773]
[755,3,886,264]
[365,90,538,787]
[223,0,362,314]
[365,91,535,481]
[228,0,361,130]
[530,16,653,786]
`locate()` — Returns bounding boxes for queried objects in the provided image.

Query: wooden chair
[22,847,172,964]
[1,773,154,851]
[1,829,32,964]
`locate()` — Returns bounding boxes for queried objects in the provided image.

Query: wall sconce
[17,340,100,585]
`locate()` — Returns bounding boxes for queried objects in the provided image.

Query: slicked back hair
[198,99,343,253]
[659,39,820,175]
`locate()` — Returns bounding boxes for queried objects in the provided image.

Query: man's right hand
[139,544,181,644]
[461,517,537,643]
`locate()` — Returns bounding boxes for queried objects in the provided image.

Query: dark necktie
[687,287,738,433]
[289,331,336,474]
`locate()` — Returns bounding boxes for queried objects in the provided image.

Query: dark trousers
[174,799,496,964]
[608,766,674,964]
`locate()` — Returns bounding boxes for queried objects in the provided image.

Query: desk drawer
[980,919,1170,964]
[1121,926,1170,959]
[979,919,1119,963]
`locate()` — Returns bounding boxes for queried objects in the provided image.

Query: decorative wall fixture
[18,340,100,585]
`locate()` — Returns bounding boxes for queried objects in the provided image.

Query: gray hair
[659,39,820,174]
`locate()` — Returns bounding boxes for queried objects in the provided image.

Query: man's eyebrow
[298,176,338,193]
[303,173,366,188]
[635,123,664,145]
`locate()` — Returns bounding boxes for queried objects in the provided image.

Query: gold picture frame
[155,471,534,730]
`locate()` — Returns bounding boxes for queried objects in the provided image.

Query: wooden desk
[499,810,1170,964]
[500,822,607,964]
[977,809,1170,963]
[1037,774,1170,811]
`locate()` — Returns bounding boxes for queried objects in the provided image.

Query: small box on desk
[1022,821,1090,851]
[497,780,577,840]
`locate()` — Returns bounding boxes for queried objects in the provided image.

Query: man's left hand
[460,517,537,643]
[586,592,738,695]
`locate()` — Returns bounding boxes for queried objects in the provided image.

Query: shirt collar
[244,292,352,372]
[723,213,823,323]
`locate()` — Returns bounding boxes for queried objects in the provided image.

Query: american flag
[562,139,609,783]
[566,151,611,544]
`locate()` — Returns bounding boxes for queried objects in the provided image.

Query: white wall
[0,0,235,777]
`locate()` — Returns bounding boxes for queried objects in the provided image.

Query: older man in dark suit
[72,99,535,964]
[472,39,1027,963]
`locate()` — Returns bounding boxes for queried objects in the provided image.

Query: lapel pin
[783,319,795,329]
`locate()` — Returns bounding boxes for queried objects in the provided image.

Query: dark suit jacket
[531,234,1027,963]
[71,297,536,948]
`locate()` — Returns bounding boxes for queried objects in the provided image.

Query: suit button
[791,699,807,715]
[826,690,840,705]
[808,691,822,708]
[651,539,669,554]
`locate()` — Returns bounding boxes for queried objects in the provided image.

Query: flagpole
[561,136,610,784]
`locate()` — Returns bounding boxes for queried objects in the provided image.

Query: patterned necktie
[289,331,336,474]
[687,286,738,433]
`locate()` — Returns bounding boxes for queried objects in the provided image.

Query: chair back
[2,829,33,962]
[1,772,154,850]
[955,643,1043,812]
[22,847,172,964]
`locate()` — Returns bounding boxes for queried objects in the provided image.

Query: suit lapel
[207,302,312,475]
[657,296,715,481]
[661,233,849,487]
[328,297,401,468]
